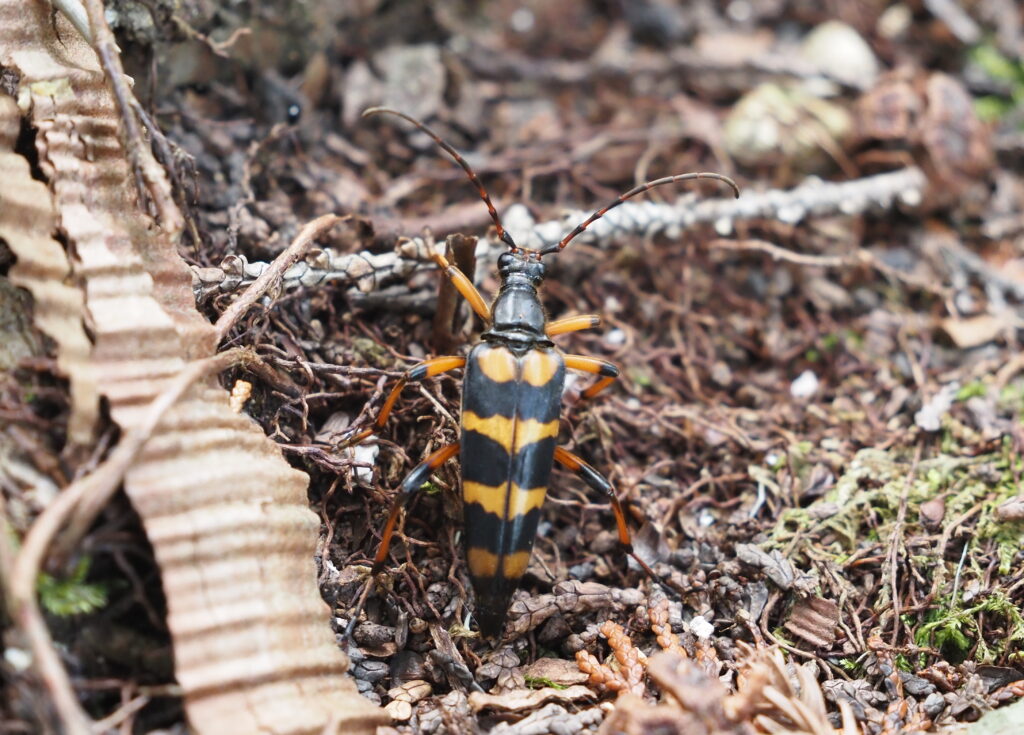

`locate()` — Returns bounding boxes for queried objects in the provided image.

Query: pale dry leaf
[940,313,1013,349]
[995,496,1024,522]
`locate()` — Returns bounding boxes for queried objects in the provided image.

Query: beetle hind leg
[342,442,460,645]
[553,446,661,581]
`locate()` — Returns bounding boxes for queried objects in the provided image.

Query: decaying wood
[0,4,384,733]
[0,96,97,446]
[10,348,251,735]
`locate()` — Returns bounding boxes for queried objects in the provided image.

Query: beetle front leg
[430,250,492,323]
[563,354,619,401]
[342,356,466,446]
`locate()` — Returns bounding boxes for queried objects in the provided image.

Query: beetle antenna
[541,172,740,255]
[363,107,519,252]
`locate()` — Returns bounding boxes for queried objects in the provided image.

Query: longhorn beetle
[345,107,739,639]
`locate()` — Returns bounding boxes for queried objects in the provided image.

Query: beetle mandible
[345,107,739,638]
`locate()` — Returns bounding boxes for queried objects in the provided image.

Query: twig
[712,238,942,298]
[923,0,982,44]
[82,0,184,237]
[191,241,428,301]
[710,238,848,268]
[950,539,970,605]
[431,233,478,350]
[886,443,922,646]
[995,352,1024,390]
[214,214,345,342]
[936,235,1024,300]
[10,348,253,735]
[710,237,948,298]
[457,35,872,92]
[90,693,150,732]
[497,166,926,252]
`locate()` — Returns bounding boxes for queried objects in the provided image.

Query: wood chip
[468,685,595,713]
[940,314,1011,349]
[784,596,840,648]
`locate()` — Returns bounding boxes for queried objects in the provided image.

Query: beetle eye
[498,252,514,269]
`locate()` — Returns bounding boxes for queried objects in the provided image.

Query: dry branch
[82,0,184,237]
[192,166,928,302]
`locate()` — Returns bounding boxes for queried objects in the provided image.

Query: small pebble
[790,369,819,399]
[384,700,412,721]
[689,615,714,639]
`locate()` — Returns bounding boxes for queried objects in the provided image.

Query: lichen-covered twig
[192,243,426,301]
[192,167,928,300]
[495,166,925,252]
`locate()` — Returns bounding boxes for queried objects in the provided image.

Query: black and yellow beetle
[345,107,739,638]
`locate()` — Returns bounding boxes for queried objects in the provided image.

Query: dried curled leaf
[609,647,861,735]
[578,607,860,735]
[1,5,384,733]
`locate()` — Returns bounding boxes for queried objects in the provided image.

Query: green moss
[38,557,108,617]
[843,329,864,350]
[956,381,988,401]
[837,657,861,674]
[916,590,1024,664]
[763,438,1023,666]
[627,367,653,388]
[969,42,1024,123]
[524,675,568,690]
[893,653,914,672]
[998,380,1024,416]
